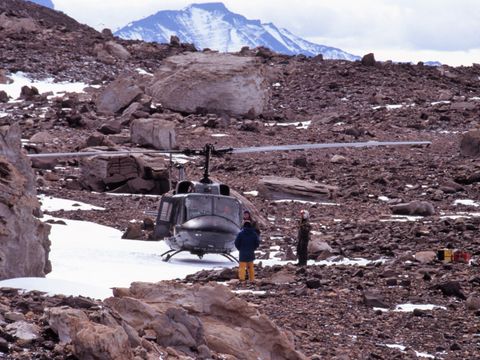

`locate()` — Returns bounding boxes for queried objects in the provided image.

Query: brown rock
[361,53,376,66]
[460,130,480,157]
[390,201,435,216]
[147,52,269,117]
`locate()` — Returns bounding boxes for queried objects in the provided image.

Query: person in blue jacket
[235,221,260,282]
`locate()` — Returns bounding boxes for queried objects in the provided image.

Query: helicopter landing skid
[160,249,238,263]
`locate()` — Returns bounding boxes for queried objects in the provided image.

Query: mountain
[27,0,54,9]
[115,2,359,60]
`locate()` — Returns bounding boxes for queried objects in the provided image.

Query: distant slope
[26,0,54,9]
[115,2,359,60]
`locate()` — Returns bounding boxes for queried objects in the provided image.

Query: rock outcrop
[0,123,50,279]
[106,281,306,360]
[147,52,269,117]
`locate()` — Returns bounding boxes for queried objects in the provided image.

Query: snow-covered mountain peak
[115,2,359,60]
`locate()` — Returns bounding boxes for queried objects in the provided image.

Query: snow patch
[38,195,105,212]
[454,199,479,207]
[0,72,90,100]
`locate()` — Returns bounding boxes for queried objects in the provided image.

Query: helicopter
[28,140,431,262]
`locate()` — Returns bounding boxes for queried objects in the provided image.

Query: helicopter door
[154,197,174,239]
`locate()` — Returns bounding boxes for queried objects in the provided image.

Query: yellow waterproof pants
[238,261,255,281]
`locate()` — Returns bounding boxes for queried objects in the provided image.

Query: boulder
[107,282,306,360]
[46,307,89,343]
[361,53,376,66]
[130,118,176,150]
[0,124,51,279]
[460,130,480,157]
[104,41,131,60]
[0,90,8,103]
[258,176,338,202]
[20,85,39,100]
[96,75,143,115]
[390,201,435,216]
[308,238,333,259]
[363,291,389,308]
[414,251,436,264]
[72,323,134,360]
[79,151,170,194]
[0,70,12,85]
[466,294,480,311]
[0,13,39,33]
[146,52,269,117]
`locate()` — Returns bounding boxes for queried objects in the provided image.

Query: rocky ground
[1,1,480,359]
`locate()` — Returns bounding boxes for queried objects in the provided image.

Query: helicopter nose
[182,216,240,234]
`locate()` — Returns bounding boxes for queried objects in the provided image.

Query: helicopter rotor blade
[227,140,431,154]
[27,149,185,159]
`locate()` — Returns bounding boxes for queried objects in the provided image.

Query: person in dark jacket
[235,221,260,281]
[297,209,311,266]
[243,210,261,236]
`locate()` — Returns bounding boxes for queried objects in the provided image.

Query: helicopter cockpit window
[185,195,240,223]
[213,197,240,223]
[185,196,212,219]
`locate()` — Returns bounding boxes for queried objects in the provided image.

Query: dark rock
[433,281,466,300]
[390,201,435,216]
[121,223,143,240]
[170,35,181,47]
[0,90,9,103]
[363,291,389,308]
[20,85,39,100]
[306,278,321,289]
[361,53,376,66]
[460,130,480,157]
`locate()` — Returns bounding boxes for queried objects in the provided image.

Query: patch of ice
[469,97,480,101]
[38,195,105,212]
[372,104,415,110]
[381,343,435,358]
[394,303,447,312]
[380,215,423,222]
[431,100,451,105]
[454,199,479,207]
[440,212,480,219]
[385,344,406,351]
[232,290,267,295]
[0,72,90,100]
[135,68,153,76]
[272,82,281,87]
[0,111,8,117]
[243,190,258,197]
[340,97,349,101]
[378,196,390,202]
[261,256,387,268]
[211,134,228,137]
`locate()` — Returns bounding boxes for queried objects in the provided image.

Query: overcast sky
[53,0,480,66]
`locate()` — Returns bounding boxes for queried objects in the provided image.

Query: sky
[50,0,480,66]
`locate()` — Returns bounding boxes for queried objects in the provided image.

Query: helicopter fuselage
[154,182,242,259]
